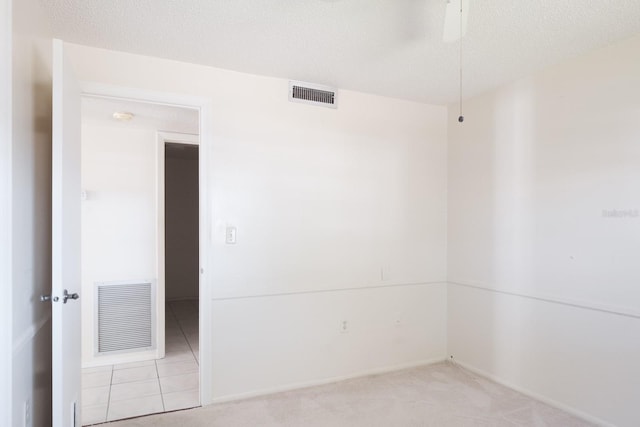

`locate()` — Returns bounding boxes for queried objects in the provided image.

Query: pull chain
[458,0,464,123]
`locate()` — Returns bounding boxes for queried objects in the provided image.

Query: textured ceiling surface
[82,96,199,134]
[42,0,640,105]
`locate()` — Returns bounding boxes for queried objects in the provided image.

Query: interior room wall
[447,34,640,427]
[80,124,159,366]
[67,43,449,401]
[9,0,54,425]
[165,147,199,300]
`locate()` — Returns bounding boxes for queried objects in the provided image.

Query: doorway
[162,137,201,404]
[79,96,202,424]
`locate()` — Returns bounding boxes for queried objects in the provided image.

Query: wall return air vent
[95,281,155,355]
[289,81,338,109]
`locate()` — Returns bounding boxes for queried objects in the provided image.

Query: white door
[51,38,82,427]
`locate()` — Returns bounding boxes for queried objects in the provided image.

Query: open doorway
[163,138,201,380]
[79,96,201,425]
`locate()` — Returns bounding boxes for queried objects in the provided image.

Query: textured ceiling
[82,96,199,134]
[42,0,640,105]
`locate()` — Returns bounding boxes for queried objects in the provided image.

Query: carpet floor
[97,361,594,426]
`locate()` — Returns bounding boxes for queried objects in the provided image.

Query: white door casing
[52,38,82,427]
[80,83,213,406]
[156,131,200,363]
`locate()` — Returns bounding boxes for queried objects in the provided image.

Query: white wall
[447,34,640,427]
[0,0,12,423]
[81,124,160,366]
[67,43,449,400]
[165,150,199,300]
[9,0,53,425]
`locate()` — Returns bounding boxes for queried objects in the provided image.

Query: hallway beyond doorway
[81,300,200,425]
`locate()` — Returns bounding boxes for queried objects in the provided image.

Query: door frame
[80,82,214,406]
[156,130,199,361]
[0,0,12,424]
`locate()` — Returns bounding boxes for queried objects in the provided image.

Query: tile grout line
[166,301,201,407]
[160,301,194,410]
[155,359,166,412]
[87,301,198,424]
[171,301,198,365]
[104,365,114,423]
[156,301,178,412]
[190,299,199,363]
[185,300,201,406]
[82,301,198,424]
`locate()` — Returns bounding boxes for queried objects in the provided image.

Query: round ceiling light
[112,111,135,121]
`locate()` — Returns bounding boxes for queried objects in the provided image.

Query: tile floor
[81,300,200,426]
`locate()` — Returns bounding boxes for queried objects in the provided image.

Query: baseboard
[452,359,614,427]
[210,357,447,404]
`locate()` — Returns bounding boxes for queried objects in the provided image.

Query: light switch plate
[225,226,237,244]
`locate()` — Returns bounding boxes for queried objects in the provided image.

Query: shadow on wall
[30,47,54,427]
[32,73,53,427]
[33,319,53,427]
[489,80,536,382]
[447,35,640,426]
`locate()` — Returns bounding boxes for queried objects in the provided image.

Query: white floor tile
[82,385,110,407]
[113,360,156,370]
[82,371,112,389]
[164,328,184,343]
[82,404,108,425]
[156,350,196,365]
[82,300,200,425]
[160,372,199,393]
[166,344,190,352]
[82,365,113,374]
[111,365,158,384]
[157,360,199,377]
[179,322,198,331]
[162,389,200,412]
[110,378,161,402]
[107,394,164,421]
[166,335,188,344]
[166,342,191,353]
[165,335,184,343]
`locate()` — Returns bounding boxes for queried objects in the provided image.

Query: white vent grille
[289,80,338,109]
[96,281,155,354]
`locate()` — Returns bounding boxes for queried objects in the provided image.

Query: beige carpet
[97,361,593,426]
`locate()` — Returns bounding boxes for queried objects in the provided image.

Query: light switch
[225,226,237,244]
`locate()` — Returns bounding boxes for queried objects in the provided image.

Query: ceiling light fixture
[112,111,135,121]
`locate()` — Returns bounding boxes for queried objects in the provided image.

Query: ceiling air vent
[289,81,338,109]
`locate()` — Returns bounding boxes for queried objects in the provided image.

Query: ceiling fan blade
[443,0,469,43]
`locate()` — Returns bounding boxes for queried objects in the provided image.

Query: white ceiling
[42,0,640,105]
[82,96,199,134]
